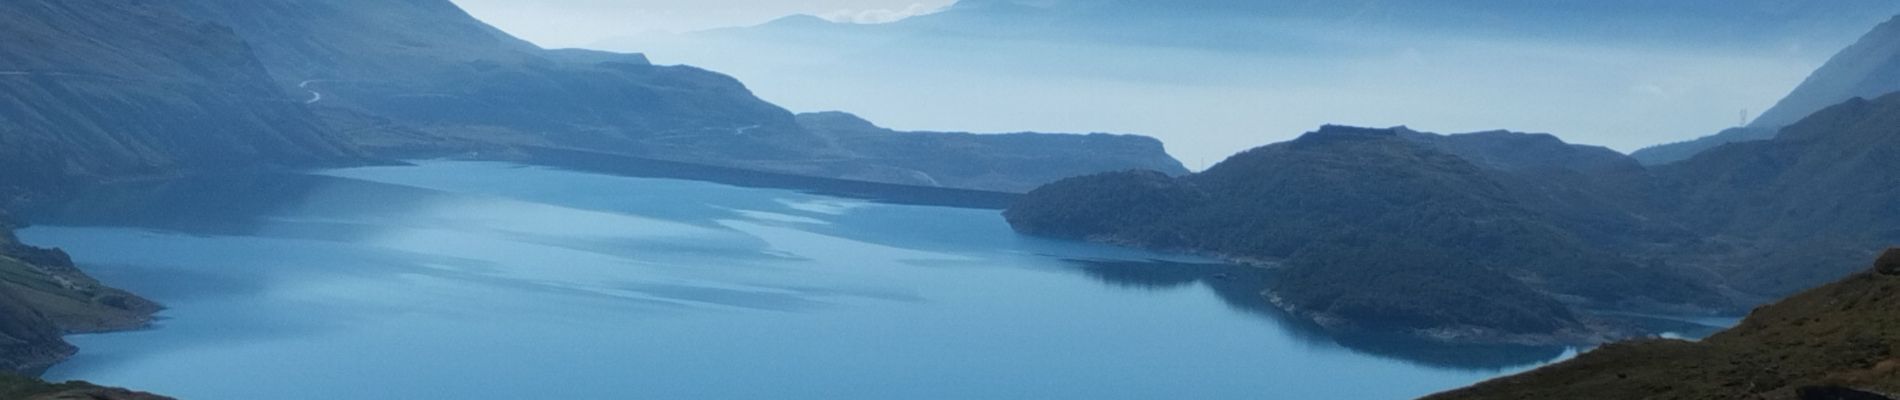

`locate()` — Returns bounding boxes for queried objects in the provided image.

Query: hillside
[0,0,364,205]
[1009,92,1900,345]
[1397,128,1687,249]
[0,214,158,374]
[1657,93,1900,297]
[1006,126,1724,344]
[171,0,1184,193]
[1629,127,1779,166]
[1426,249,1900,400]
[1754,15,1900,129]
[0,373,171,400]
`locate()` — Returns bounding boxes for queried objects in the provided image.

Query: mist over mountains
[598,0,1900,166]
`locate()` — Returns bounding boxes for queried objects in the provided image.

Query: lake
[18,161,1565,399]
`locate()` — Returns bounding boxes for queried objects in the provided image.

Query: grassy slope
[1427,249,1900,400]
[0,216,157,373]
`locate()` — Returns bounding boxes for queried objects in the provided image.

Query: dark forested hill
[1009,94,1900,344]
[1426,249,1900,400]
[1007,126,1725,345]
[1657,93,1900,297]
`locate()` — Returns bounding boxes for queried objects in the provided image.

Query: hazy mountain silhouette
[168,0,1185,193]
[1755,15,1900,129]
[1635,15,1900,165]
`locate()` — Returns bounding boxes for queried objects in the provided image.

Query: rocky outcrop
[1012,91,1900,345]
[1878,250,1900,276]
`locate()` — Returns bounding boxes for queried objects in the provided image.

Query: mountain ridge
[1007,125,1728,345]
[176,0,1186,193]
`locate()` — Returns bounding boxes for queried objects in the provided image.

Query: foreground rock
[1426,249,1900,400]
[0,374,172,400]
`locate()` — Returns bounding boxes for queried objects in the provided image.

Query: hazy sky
[451,0,953,48]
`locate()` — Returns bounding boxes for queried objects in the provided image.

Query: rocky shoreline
[0,219,161,375]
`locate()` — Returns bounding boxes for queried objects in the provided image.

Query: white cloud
[818,3,946,24]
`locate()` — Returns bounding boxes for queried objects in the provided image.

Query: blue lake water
[19,161,1565,399]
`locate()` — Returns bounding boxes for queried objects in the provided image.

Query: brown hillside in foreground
[1427,249,1900,400]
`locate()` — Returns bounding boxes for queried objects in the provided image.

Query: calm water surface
[20,161,1565,399]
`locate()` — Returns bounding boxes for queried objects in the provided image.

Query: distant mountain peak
[1752,13,1900,129]
[758,14,836,28]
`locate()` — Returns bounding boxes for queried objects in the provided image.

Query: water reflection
[1062,259,1571,370]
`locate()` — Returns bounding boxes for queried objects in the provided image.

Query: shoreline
[1059,232,1741,348]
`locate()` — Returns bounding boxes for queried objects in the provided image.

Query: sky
[451,0,953,48]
